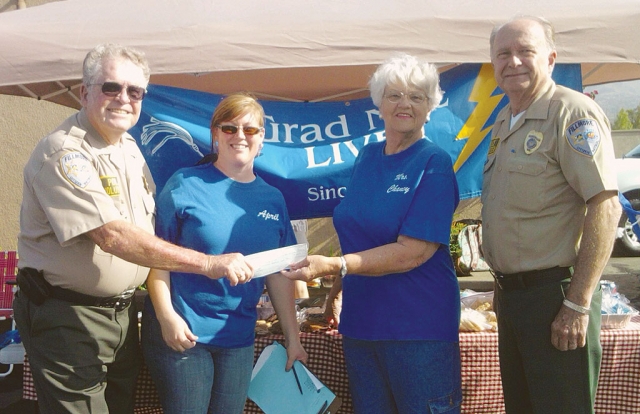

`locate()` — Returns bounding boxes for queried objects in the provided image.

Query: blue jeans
[141,302,254,414]
[342,337,462,414]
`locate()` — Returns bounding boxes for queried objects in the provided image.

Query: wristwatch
[339,256,347,278]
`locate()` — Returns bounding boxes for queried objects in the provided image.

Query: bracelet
[563,298,590,315]
[339,256,347,278]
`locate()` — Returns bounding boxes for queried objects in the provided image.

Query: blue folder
[248,341,341,414]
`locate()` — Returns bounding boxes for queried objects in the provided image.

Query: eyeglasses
[89,82,147,101]
[216,125,263,136]
[384,90,427,105]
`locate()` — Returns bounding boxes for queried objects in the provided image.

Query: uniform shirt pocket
[506,157,548,214]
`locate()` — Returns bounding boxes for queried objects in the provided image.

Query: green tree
[630,105,640,129]
[613,109,633,130]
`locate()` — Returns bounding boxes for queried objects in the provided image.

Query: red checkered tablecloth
[596,316,640,413]
[23,317,640,414]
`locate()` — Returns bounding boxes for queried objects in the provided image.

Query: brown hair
[197,92,265,165]
[209,92,265,131]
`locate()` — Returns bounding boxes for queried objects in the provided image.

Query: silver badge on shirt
[524,130,543,155]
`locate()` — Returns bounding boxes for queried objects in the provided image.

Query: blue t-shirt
[333,139,461,341]
[154,164,296,347]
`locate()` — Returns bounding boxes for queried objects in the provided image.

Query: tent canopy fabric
[0,0,639,108]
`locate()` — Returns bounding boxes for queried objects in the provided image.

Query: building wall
[612,129,640,157]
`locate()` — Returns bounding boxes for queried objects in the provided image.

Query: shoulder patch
[59,152,93,188]
[565,118,601,157]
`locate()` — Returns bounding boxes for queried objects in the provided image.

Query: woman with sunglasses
[141,92,307,414]
[283,53,462,413]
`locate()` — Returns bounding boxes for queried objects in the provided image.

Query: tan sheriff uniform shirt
[18,110,156,296]
[481,82,617,274]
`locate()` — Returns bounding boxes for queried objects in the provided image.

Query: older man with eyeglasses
[14,43,255,414]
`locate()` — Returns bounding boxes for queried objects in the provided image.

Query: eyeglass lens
[217,125,262,136]
[385,90,426,104]
[99,82,146,101]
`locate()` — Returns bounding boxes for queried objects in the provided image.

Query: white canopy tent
[0,0,639,108]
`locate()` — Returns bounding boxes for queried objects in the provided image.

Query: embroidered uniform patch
[60,152,93,188]
[488,138,499,156]
[565,118,601,157]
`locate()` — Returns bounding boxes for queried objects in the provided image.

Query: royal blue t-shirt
[154,164,296,347]
[333,139,461,341]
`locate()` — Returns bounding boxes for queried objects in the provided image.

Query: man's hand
[550,306,589,351]
[204,253,254,286]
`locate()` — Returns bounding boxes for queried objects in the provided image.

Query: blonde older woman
[283,54,462,413]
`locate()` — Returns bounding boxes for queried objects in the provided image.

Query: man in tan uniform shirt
[481,17,621,414]
[14,44,256,414]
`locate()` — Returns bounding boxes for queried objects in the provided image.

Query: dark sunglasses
[216,124,263,136]
[90,82,147,101]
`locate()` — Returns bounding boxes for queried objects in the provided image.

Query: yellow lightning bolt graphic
[453,63,504,172]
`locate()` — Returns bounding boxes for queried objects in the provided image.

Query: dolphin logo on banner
[141,116,204,157]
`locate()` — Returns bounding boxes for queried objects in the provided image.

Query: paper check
[245,243,308,278]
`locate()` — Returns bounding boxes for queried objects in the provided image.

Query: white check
[245,243,308,278]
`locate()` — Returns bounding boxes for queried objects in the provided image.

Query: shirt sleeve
[33,149,122,245]
[557,102,618,201]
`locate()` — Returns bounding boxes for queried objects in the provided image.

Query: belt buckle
[114,299,129,312]
[113,290,135,311]
[102,289,135,311]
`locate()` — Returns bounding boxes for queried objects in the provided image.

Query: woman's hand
[284,339,308,371]
[324,290,342,328]
[157,311,199,352]
[281,255,339,282]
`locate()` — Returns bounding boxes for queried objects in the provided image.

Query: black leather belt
[492,266,572,291]
[49,285,136,312]
[17,267,136,311]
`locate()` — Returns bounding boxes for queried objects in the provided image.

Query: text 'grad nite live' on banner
[130,63,581,219]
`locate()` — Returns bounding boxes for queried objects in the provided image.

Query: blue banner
[130,63,582,219]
